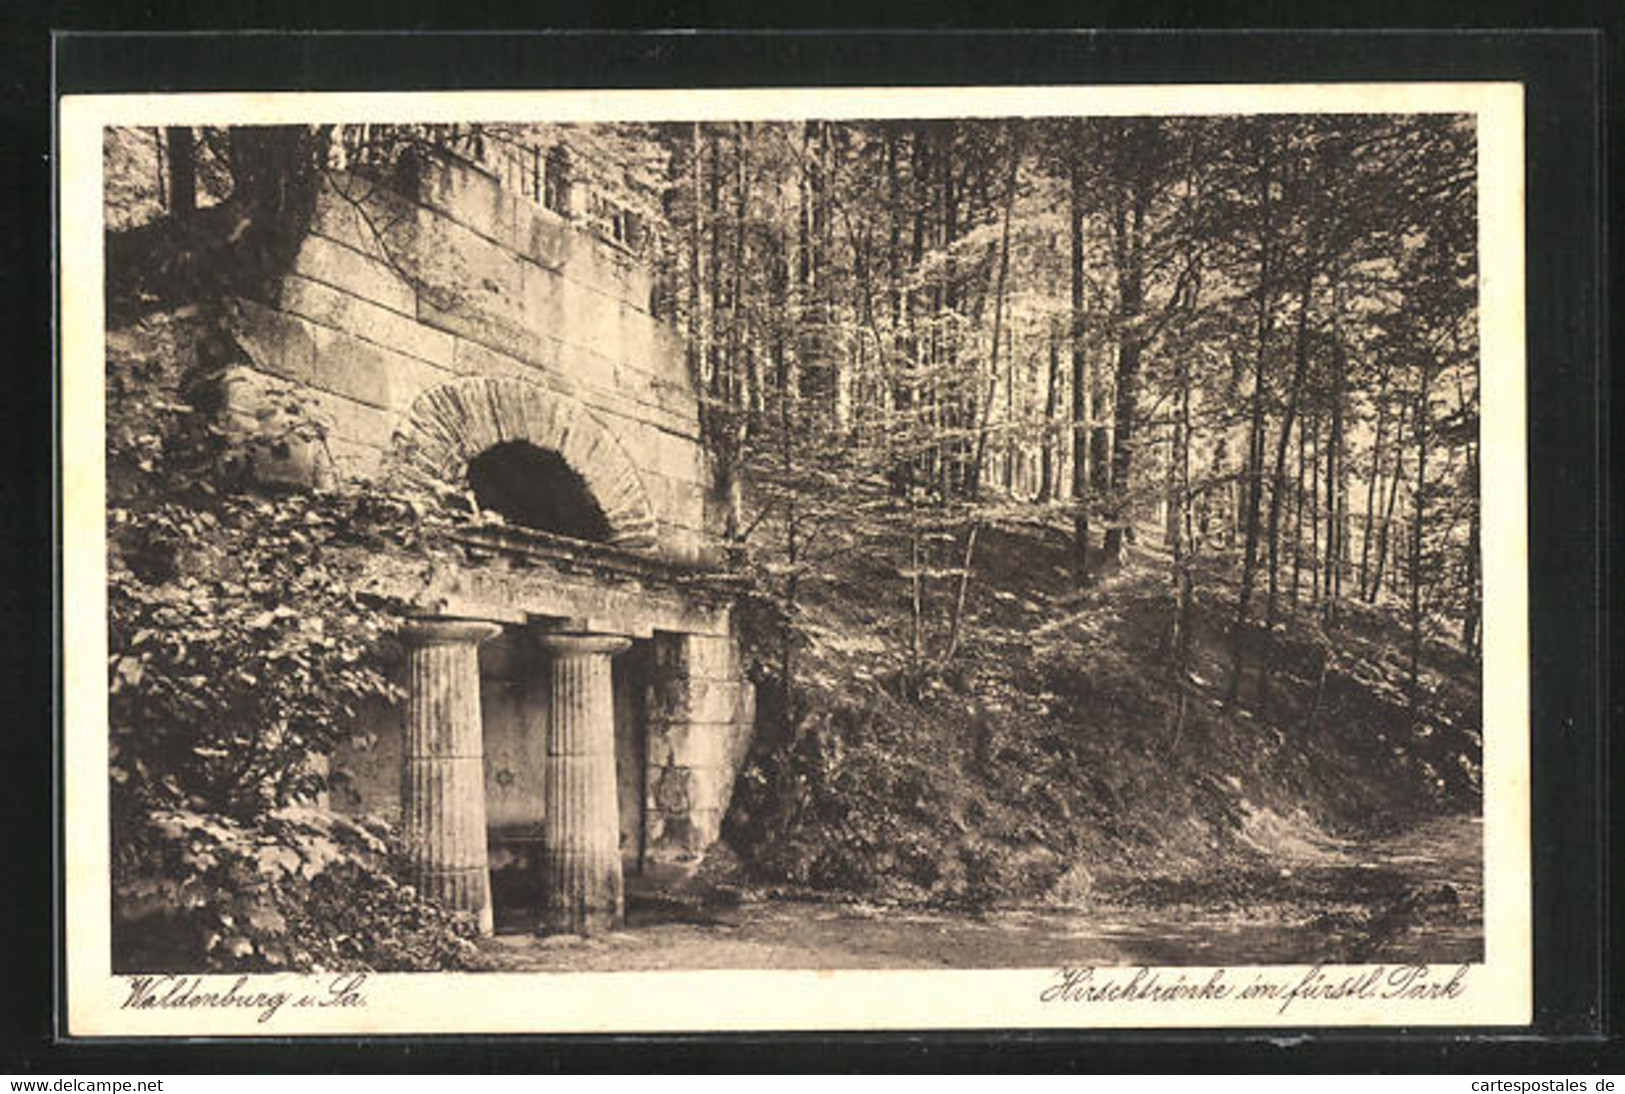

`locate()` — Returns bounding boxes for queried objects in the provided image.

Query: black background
[2,11,1616,1074]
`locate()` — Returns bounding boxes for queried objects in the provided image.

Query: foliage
[112,806,488,972]
[107,489,405,820]
[104,305,425,825]
[101,300,473,967]
[102,136,475,967]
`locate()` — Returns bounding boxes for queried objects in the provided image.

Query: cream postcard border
[60,82,1529,1035]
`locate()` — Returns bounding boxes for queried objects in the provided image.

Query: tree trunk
[1309,407,1322,604]
[1040,325,1060,503]
[1370,403,1407,604]
[1069,151,1093,584]
[1291,400,1307,606]
[1225,130,1275,702]
[689,124,709,398]
[1258,244,1320,705]
[1324,331,1347,624]
[1359,371,1390,599]
[968,122,1022,501]
[1408,365,1431,716]
[166,126,196,222]
[1103,180,1146,563]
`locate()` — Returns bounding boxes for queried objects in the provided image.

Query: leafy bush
[108,489,405,822]
[113,806,489,972]
[104,301,460,967]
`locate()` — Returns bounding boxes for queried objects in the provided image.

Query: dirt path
[477,812,1482,972]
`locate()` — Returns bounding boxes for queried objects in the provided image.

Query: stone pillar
[643,632,756,882]
[535,632,632,935]
[400,618,502,935]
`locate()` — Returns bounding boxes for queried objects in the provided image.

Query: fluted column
[535,631,632,935]
[400,618,502,935]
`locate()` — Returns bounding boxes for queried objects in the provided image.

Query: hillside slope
[720,508,1482,951]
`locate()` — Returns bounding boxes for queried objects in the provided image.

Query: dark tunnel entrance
[467,440,613,542]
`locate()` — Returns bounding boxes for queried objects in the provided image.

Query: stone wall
[221,149,718,565]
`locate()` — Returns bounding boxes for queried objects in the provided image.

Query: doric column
[535,631,632,935]
[400,618,502,935]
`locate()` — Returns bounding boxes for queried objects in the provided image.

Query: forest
[102,114,1484,969]
[617,115,1481,695]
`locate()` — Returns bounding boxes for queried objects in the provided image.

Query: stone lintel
[358,546,735,640]
[528,616,649,640]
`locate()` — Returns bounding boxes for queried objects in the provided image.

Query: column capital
[400,618,503,647]
[532,631,633,658]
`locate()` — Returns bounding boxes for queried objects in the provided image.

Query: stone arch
[393,375,658,552]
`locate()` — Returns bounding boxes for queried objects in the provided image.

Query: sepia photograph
[59,84,1529,1033]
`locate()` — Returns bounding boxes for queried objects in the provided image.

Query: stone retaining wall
[221,150,718,565]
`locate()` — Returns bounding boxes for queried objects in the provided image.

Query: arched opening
[396,376,660,553]
[467,441,612,542]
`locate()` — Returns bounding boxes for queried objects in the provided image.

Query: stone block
[648,429,711,487]
[644,771,723,853]
[221,371,391,489]
[517,204,574,271]
[653,633,739,681]
[310,326,394,410]
[222,406,322,489]
[651,717,754,804]
[279,273,454,368]
[566,381,652,443]
[449,333,539,381]
[614,301,659,372]
[223,298,316,385]
[617,363,699,429]
[416,157,517,248]
[283,381,395,452]
[322,435,387,482]
[645,719,738,770]
[567,283,623,362]
[726,705,756,777]
[291,233,417,317]
[517,260,570,340]
[644,472,708,529]
[380,349,457,414]
[308,172,419,264]
[421,297,557,376]
[649,323,692,386]
[562,233,650,311]
[619,259,656,318]
[648,676,751,726]
[632,398,698,443]
[658,522,719,568]
[395,205,525,329]
[553,339,621,403]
